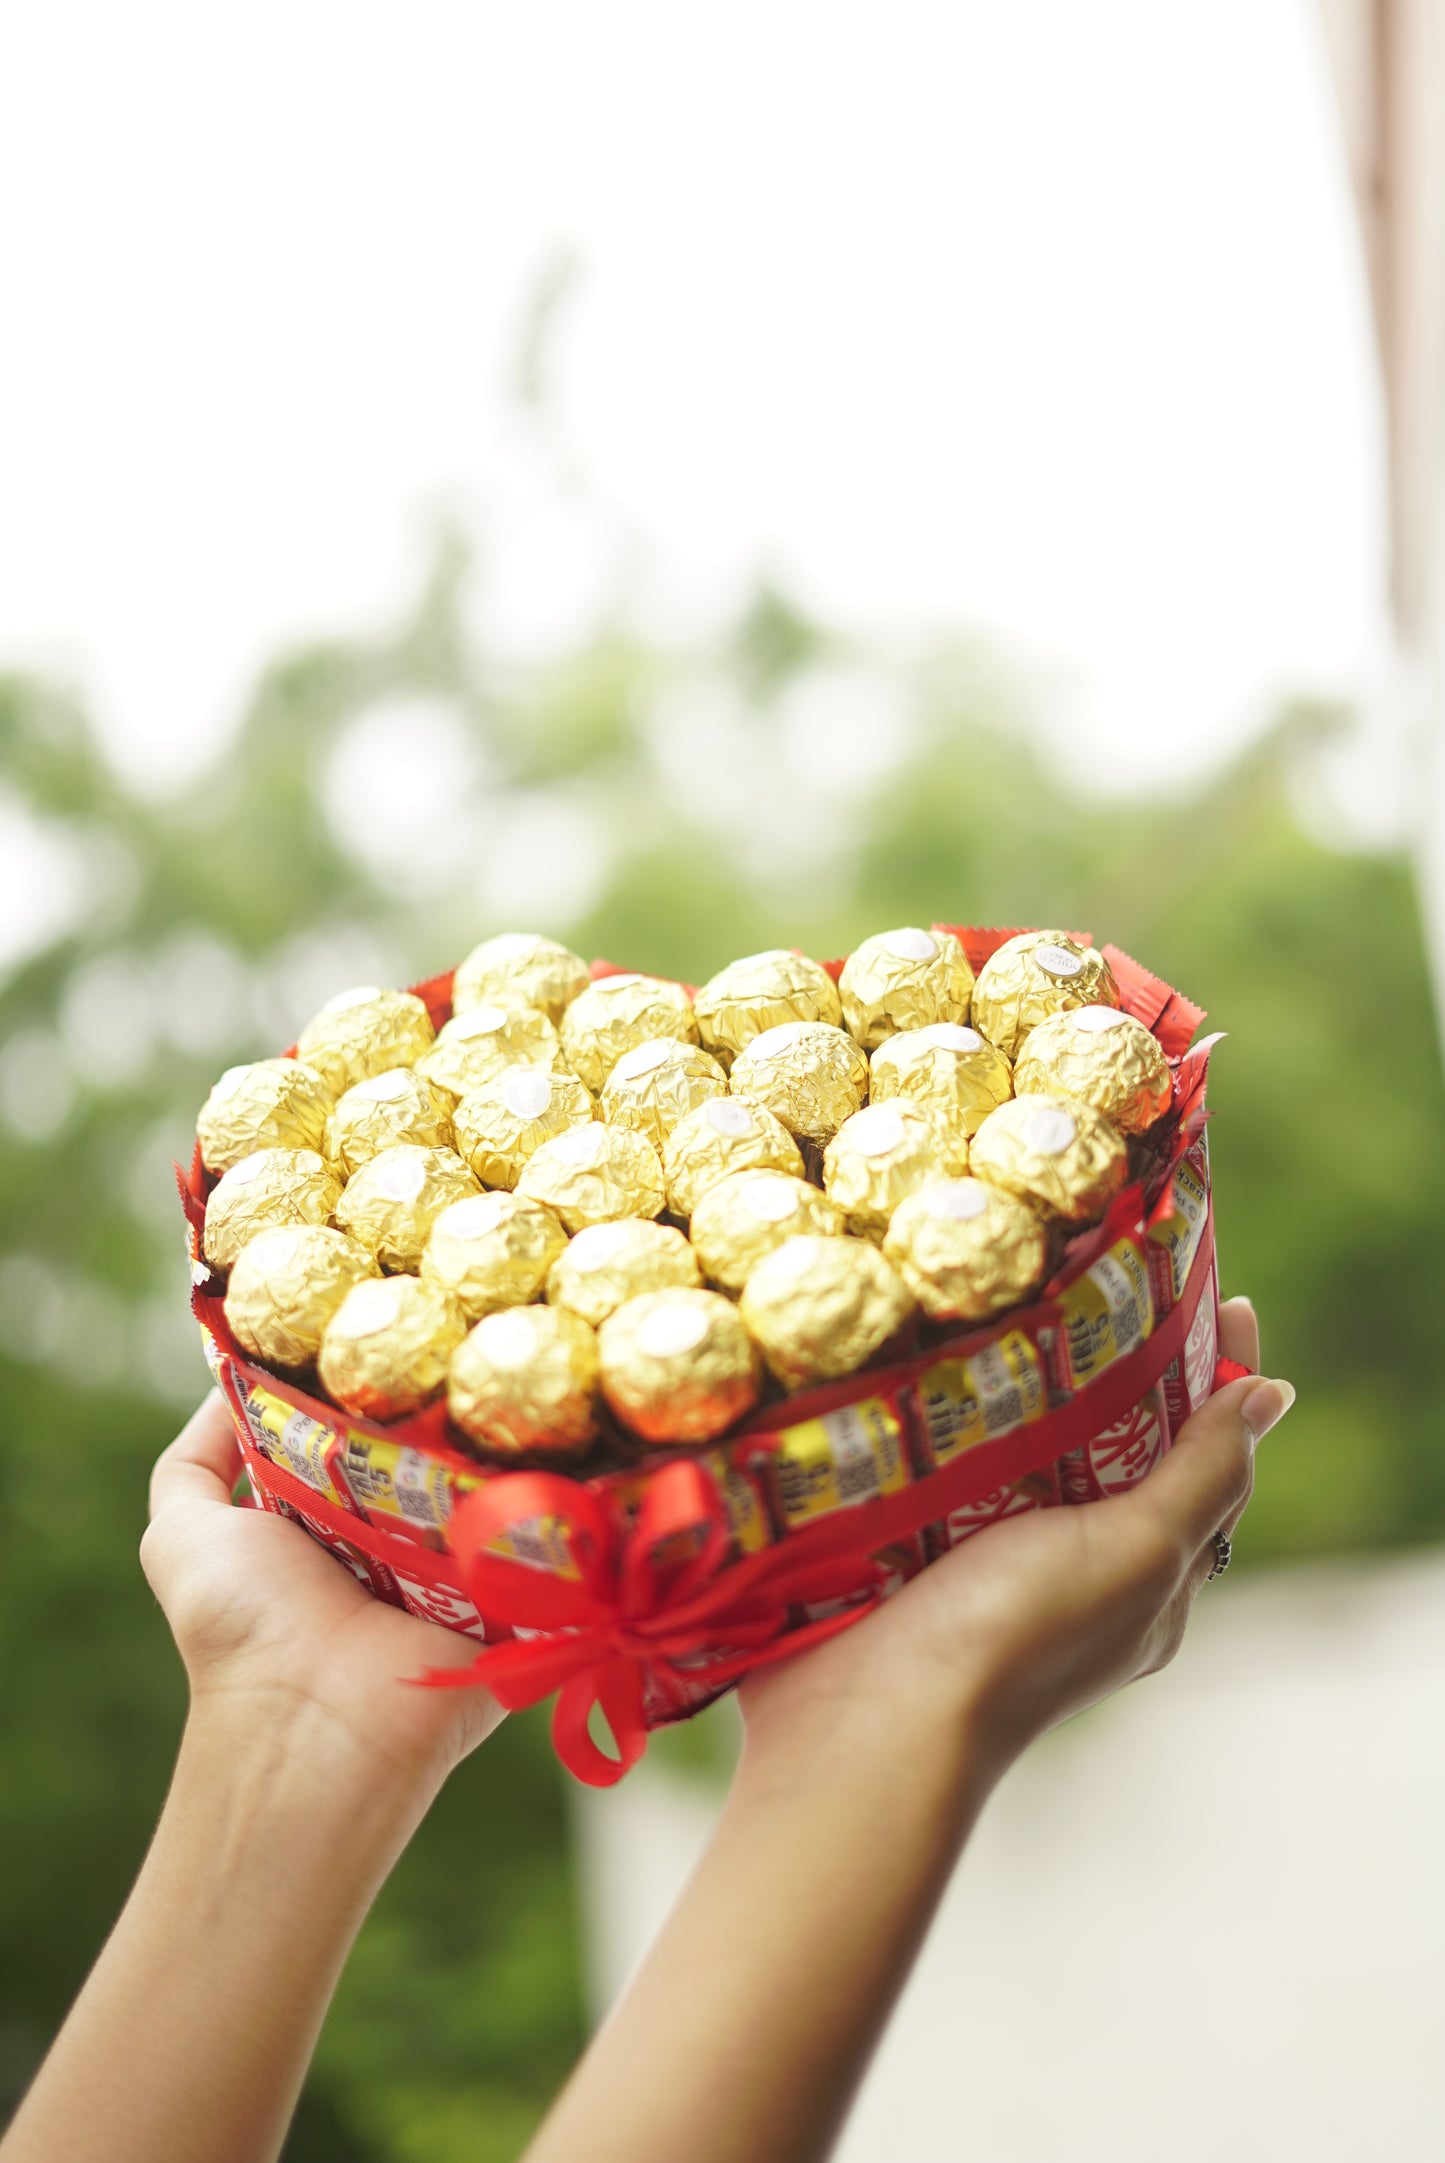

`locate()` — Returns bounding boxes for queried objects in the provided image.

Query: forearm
[526,1692,998,2163]
[2,1695,440,2163]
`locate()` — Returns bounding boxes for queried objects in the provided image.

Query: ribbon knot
[420,1454,885,1785]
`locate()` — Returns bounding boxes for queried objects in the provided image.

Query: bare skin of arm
[0,1397,503,2163]
[521,1300,1293,2163]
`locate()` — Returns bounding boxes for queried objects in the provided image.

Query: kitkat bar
[925,1463,1062,1557]
[1058,1382,1173,1501]
[1147,1130,1218,1438]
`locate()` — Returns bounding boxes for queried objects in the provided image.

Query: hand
[141,1392,504,1796]
[741,1298,1294,1778]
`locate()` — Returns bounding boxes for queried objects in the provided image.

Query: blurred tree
[1,548,1441,2156]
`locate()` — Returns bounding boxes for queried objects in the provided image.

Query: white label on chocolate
[212,1063,255,1100]
[548,1124,607,1166]
[355,1067,415,1100]
[341,1279,404,1338]
[742,1176,802,1224]
[1070,1005,1128,1034]
[480,1308,542,1367]
[568,1221,635,1269]
[1033,944,1084,980]
[613,1039,675,1082]
[884,927,938,963]
[1023,1105,1077,1156]
[705,1099,756,1137]
[921,1024,984,1055]
[928,1180,990,1222]
[443,1192,512,1238]
[502,1069,554,1119]
[486,932,545,961]
[320,985,383,1015]
[636,1302,710,1358]
[372,1152,430,1201]
[846,1106,905,1158]
[746,1022,808,1063]
[766,1236,817,1282]
[449,1003,511,1041]
[227,1150,271,1186]
[597,972,644,995]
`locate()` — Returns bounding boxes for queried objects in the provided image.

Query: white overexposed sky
[0,0,1387,799]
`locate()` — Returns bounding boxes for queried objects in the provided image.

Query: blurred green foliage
[1,548,1442,2156]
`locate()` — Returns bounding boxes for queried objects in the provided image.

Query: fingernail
[1241,1378,1295,1447]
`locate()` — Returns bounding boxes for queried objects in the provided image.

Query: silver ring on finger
[1205,1528,1232,1581]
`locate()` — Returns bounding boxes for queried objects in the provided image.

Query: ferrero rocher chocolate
[448,1304,599,1458]
[203,1147,342,1271]
[452,1066,595,1189]
[693,949,843,1066]
[689,1170,844,1294]
[559,973,698,1094]
[661,1097,806,1218]
[598,1038,728,1150]
[598,1288,761,1445]
[1012,1005,1172,1136]
[729,1022,869,1151]
[739,1234,915,1390]
[869,1023,1013,1137]
[838,927,975,1052]
[822,1099,966,1243]
[420,1190,568,1319]
[969,1093,1127,1225]
[450,931,590,1024]
[224,1223,379,1369]
[417,1002,563,1101]
[334,1144,481,1272]
[546,1218,701,1328]
[970,932,1120,1059]
[317,1274,466,1421]
[295,986,436,1097]
[883,1176,1048,1323]
[197,1057,334,1175]
[324,1067,455,1176]
[515,1122,666,1233]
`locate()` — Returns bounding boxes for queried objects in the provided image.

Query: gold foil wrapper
[693,948,843,1066]
[203,1147,342,1272]
[883,1176,1048,1323]
[224,1223,379,1370]
[689,1169,844,1294]
[729,1022,869,1151]
[546,1218,701,1328]
[452,1065,595,1189]
[869,1022,1013,1138]
[417,1002,563,1101]
[662,1097,806,1218]
[1012,1005,1172,1136]
[317,1274,466,1421]
[598,1288,761,1445]
[324,1067,456,1176]
[739,1234,915,1390]
[822,1098,967,1243]
[838,927,975,1052]
[420,1190,569,1320]
[450,931,590,1024]
[970,932,1120,1059]
[515,1122,666,1234]
[295,986,436,1097]
[197,1057,334,1175]
[599,1038,728,1151]
[559,973,699,1094]
[334,1144,481,1272]
[969,1093,1127,1224]
[448,1304,599,1458]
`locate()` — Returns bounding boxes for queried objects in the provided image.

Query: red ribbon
[237,1209,1224,1787]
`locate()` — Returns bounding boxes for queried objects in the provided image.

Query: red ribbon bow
[422,1458,887,1785]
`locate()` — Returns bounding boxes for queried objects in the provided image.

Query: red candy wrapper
[181,926,1230,1788]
